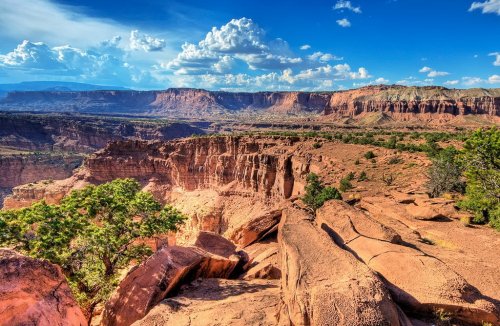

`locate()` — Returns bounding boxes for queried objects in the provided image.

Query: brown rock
[101,234,240,326]
[0,249,87,326]
[132,279,280,326]
[228,209,282,247]
[317,200,500,325]
[278,206,406,326]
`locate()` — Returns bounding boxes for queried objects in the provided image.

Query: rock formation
[1,86,498,121]
[0,249,87,326]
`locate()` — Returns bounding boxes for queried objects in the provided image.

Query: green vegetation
[458,127,500,229]
[388,156,403,165]
[0,178,186,313]
[358,171,368,181]
[364,151,376,159]
[302,173,342,212]
[339,177,354,192]
[312,142,322,149]
[426,147,465,198]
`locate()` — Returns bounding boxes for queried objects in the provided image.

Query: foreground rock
[0,249,86,326]
[133,279,280,326]
[278,206,408,326]
[317,200,500,325]
[240,240,281,280]
[102,232,240,326]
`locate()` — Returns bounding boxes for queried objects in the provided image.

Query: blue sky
[0,0,499,90]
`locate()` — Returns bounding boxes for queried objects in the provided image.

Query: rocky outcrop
[278,206,406,325]
[240,241,281,280]
[0,154,82,188]
[102,232,240,326]
[133,279,280,326]
[1,86,498,120]
[0,249,87,326]
[317,200,500,325]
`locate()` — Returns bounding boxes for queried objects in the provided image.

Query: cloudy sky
[0,0,499,90]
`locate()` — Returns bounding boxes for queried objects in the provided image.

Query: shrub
[354,159,360,165]
[388,156,403,165]
[459,127,500,229]
[302,173,342,212]
[346,172,356,180]
[312,142,322,149]
[364,151,376,159]
[339,177,354,192]
[426,147,465,198]
[358,171,368,181]
[0,178,186,313]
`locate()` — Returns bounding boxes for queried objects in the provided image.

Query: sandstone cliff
[1,86,498,121]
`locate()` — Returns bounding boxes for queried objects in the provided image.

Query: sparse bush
[358,171,368,181]
[312,142,322,149]
[302,173,342,212]
[426,147,465,198]
[382,173,396,186]
[346,172,356,180]
[364,151,376,159]
[354,159,360,165]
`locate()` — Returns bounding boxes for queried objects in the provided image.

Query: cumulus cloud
[444,80,460,85]
[469,0,500,15]
[353,77,389,87]
[460,75,500,86]
[336,18,351,27]
[488,74,500,83]
[419,66,449,77]
[0,37,156,86]
[489,52,500,66]
[129,30,166,52]
[300,44,311,50]
[334,1,362,13]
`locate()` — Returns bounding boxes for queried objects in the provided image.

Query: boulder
[133,279,280,326]
[101,234,240,326]
[240,241,281,280]
[0,249,87,326]
[317,200,500,325]
[228,209,282,247]
[278,206,407,326]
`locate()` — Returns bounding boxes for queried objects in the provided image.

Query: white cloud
[419,66,449,77]
[489,52,500,66]
[0,38,156,87]
[129,30,166,52]
[336,18,351,27]
[469,0,500,15]
[333,1,362,13]
[488,74,500,83]
[444,80,460,85]
[462,76,484,86]
[300,44,311,50]
[428,70,449,77]
[353,77,389,87]
[308,51,343,62]
[0,0,128,48]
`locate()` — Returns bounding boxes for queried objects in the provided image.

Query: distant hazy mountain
[0,81,130,97]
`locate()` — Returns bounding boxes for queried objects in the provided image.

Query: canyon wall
[0,113,205,153]
[1,85,498,119]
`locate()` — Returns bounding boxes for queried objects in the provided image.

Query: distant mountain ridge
[0,81,130,97]
[0,85,499,122]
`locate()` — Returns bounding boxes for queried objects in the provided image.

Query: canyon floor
[1,129,499,326]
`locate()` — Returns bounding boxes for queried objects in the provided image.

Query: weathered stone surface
[0,249,87,326]
[317,200,500,325]
[278,206,405,326]
[240,241,281,280]
[133,279,280,326]
[101,234,240,326]
[228,209,282,247]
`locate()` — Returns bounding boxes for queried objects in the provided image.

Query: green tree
[459,128,500,229]
[302,173,342,212]
[0,178,186,313]
[426,146,465,198]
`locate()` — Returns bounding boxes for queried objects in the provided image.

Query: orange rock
[0,249,86,326]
